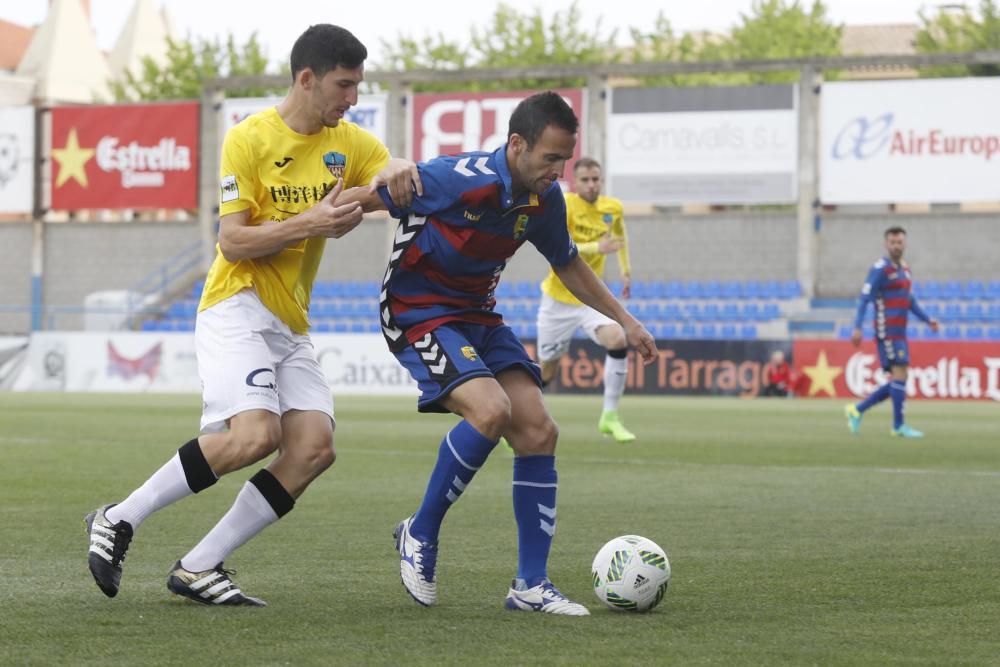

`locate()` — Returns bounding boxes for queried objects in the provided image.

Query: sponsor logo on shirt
[463,210,483,222]
[513,214,529,239]
[221,174,239,203]
[461,346,478,361]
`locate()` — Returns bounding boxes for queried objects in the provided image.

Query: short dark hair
[508,91,579,148]
[290,24,367,82]
[884,225,907,238]
[574,156,602,172]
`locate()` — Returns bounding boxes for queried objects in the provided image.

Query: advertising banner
[12,332,418,395]
[410,89,585,171]
[606,86,798,204]
[522,338,790,397]
[820,78,1000,203]
[0,106,35,213]
[50,102,199,210]
[221,95,388,144]
[793,340,1000,401]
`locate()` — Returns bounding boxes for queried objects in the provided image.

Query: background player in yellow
[85,24,420,606]
[536,157,636,442]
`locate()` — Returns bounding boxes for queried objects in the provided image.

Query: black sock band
[607,347,628,360]
[248,469,295,518]
[178,438,217,493]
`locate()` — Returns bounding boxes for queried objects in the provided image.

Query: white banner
[221,95,388,144]
[12,332,417,396]
[606,88,798,204]
[0,106,35,213]
[821,78,1000,203]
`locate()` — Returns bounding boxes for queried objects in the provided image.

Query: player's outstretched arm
[218,180,363,261]
[554,255,657,364]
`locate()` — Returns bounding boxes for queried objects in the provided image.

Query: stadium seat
[655,323,677,338]
[779,280,802,299]
[965,326,984,340]
[680,323,697,338]
[720,324,738,339]
[919,280,941,299]
[643,303,663,320]
[943,325,962,339]
[515,281,540,298]
[683,303,701,321]
[762,303,781,320]
[663,281,683,299]
[761,281,780,299]
[606,280,623,297]
[333,322,349,333]
[987,281,1000,300]
[838,325,852,339]
[681,281,702,299]
[190,280,205,299]
[313,321,332,333]
[741,280,763,299]
[740,324,758,339]
[988,326,1000,340]
[742,302,762,320]
[701,303,721,321]
[987,304,1000,323]
[141,319,159,331]
[702,281,722,299]
[941,281,962,300]
[721,281,742,300]
[721,303,741,321]
[923,302,942,318]
[944,303,963,322]
[631,280,651,299]
[699,324,718,339]
[962,281,985,300]
[964,303,985,323]
[661,303,682,321]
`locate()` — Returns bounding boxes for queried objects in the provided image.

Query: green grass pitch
[2,393,999,665]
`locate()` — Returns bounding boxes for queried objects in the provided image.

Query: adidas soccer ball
[591,535,671,612]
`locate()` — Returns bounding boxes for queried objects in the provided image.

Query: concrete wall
[0,224,34,334]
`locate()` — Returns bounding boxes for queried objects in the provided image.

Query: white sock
[181,481,279,572]
[106,454,193,529]
[603,354,628,412]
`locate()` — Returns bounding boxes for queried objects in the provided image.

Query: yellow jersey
[200,107,390,333]
[540,193,631,306]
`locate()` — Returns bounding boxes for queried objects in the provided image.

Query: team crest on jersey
[461,346,478,361]
[603,213,613,224]
[323,151,347,179]
[513,214,529,239]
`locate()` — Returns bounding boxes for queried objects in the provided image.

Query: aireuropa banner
[51,102,199,210]
[411,89,585,169]
[11,332,417,395]
[793,340,1000,401]
[821,78,1000,203]
[221,95,388,144]
[606,86,798,204]
[0,106,34,213]
[522,338,790,396]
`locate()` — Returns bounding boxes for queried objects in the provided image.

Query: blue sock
[890,380,906,429]
[857,382,891,413]
[512,455,558,587]
[409,420,496,543]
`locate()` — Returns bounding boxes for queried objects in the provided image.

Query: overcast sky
[4,0,944,66]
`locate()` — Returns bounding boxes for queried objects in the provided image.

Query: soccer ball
[591,535,671,612]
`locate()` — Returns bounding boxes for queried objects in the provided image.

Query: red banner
[793,340,1000,401]
[410,89,585,174]
[51,102,199,210]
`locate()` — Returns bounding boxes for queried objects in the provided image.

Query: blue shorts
[393,323,542,413]
[877,338,909,371]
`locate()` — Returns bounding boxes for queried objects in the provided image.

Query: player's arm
[554,255,657,364]
[613,207,632,299]
[219,180,363,262]
[851,265,880,347]
[909,293,940,331]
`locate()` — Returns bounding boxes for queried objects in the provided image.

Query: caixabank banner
[793,340,1000,401]
[51,102,199,210]
[522,339,790,397]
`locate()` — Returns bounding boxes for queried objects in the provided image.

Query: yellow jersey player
[537,157,636,442]
[85,24,419,606]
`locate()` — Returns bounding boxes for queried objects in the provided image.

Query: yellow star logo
[802,350,843,397]
[52,127,95,188]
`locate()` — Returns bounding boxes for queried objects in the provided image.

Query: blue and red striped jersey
[377,144,578,349]
[854,257,931,340]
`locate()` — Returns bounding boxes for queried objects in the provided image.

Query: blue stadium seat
[663,281,683,299]
[655,323,677,338]
[701,303,721,321]
[333,322,349,333]
[987,281,1000,300]
[988,304,1000,323]
[631,280,651,299]
[838,325,853,339]
[720,324,738,339]
[190,280,205,299]
[761,281,781,299]
[941,281,962,300]
[313,322,332,333]
[606,280,623,297]
[740,324,758,340]
[943,325,962,339]
[742,303,761,320]
[722,303,741,321]
[699,324,718,339]
[721,281,742,300]
[515,281,540,298]
[964,303,985,323]
[907,325,921,340]
[988,326,1000,340]
[681,281,702,299]
[680,323,697,338]
[626,301,644,317]
[702,281,722,299]
[923,302,942,318]
[495,281,514,297]
[762,303,781,320]
[944,303,963,322]
[962,281,985,300]
[965,326,984,340]
[683,303,701,321]
[661,303,682,321]
[141,319,159,331]
[919,280,941,300]
[643,303,663,320]
[779,280,802,299]
[741,280,762,299]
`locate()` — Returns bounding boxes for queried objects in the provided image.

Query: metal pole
[198,86,224,274]
[586,74,607,168]
[796,66,819,300]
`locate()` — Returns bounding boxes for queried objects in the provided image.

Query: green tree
[377,1,616,92]
[110,32,283,101]
[916,0,1000,77]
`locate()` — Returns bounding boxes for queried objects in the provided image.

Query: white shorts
[195,289,334,433]
[535,293,617,363]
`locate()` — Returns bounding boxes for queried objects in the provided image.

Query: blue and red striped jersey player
[371,92,657,616]
[845,226,939,438]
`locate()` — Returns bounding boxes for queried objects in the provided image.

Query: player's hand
[929,319,940,332]
[311,179,364,239]
[369,157,423,209]
[623,318,657,365]
[597,234,624,255]
[621,275,632,300]
[850,327,862,347]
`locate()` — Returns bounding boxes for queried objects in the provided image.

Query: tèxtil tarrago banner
[51,102,199,210]
[793,340,1000,401]
[410,89,585,170]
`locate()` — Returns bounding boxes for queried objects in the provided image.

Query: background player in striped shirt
[845,226,939,438]
[537,156,636,442]
[376,92,657,615]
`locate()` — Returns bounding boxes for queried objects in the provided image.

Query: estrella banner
[793,340,1000,401]
[51,102,199,210]
[411,89,585,172]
